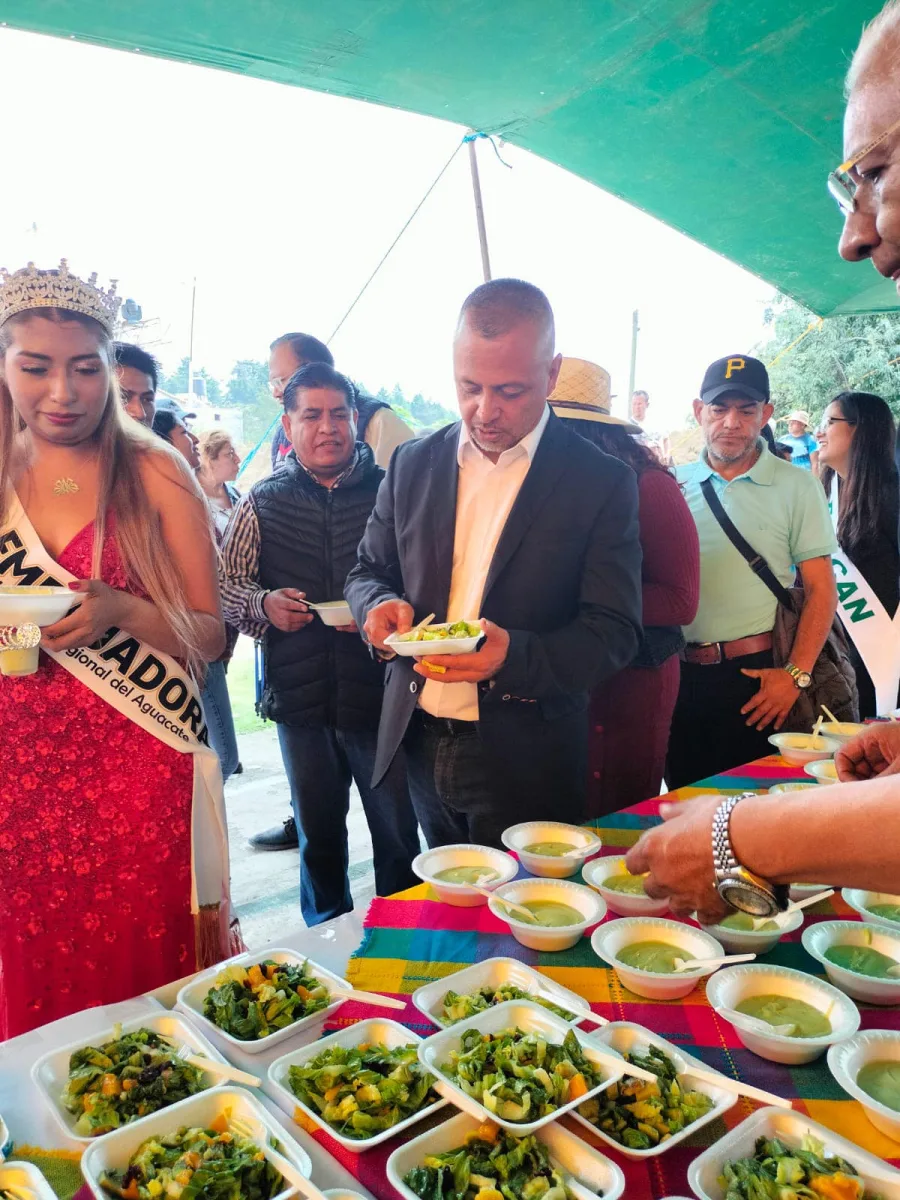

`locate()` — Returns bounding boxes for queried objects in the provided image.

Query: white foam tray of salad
[384,621,484,657]
[411,957,592,1030]
[31,1013,230,1143]
[417,1000,627,1136]
[688,1106,900,1199]
[386,1109,625,1200]
[176,949,350,1054]
[267,1018,449,1151]
[0,1162,57,1200]
[80,1087,313,1200]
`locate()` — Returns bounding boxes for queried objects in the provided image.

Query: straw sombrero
[549,357,641,433]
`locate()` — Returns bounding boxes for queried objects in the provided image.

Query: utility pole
[627,309,640,407]
[187,277,197,399]
[467,134,492,282]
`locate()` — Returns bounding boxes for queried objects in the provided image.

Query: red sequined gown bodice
[0,522,196,1039]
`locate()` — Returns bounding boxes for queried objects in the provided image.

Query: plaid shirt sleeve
[219,493,269,640]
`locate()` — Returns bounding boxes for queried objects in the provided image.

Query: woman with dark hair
[550,358,700,812]
[817,390,900,716]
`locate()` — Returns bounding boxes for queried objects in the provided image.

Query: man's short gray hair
[457,278,555,348]
[846,0,900,94]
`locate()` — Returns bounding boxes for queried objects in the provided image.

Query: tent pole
[627,309,639,406]
[468,134,492,281]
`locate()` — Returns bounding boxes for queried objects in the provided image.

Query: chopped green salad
[577,1044,713,1150]
[287,1040,438,1139]
[99,1118,284,1200]
[62,1026,208,1137]
[441,986,575,1026]
[397,621,481,643]
[719,1134,881,1200]
[441,1027,601,1123]
[202,960,330,1041]
[403,1122,579,1200]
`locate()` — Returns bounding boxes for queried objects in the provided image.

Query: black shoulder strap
[699,476,794,609]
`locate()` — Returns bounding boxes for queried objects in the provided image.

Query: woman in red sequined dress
[0,262,232,1039]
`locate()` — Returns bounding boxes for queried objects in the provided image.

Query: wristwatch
[784,662,812,690]
[712,794,790,917]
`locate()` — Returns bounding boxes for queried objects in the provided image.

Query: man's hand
[263,588,315,633]
[414,619,510,684]
[837,722,900,781]
[625,796,730,925]
[740,667,800,731]
[41,580,123,651]
[364,598,414,650]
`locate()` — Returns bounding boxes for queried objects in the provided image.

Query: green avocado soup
[433,866,497,885]
[603,873,647,896]
[522,900,583,927]
[522,841,577,857]
[616,941,682,973]
[735,994,831,1038]
[824,944,899,978]
[867,903,900,924]
[719,913,778,932]
[858,1061,900,1112]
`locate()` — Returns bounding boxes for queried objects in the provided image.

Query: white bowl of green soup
[828,1029,900,1143]
[412,844,518,906]
[697,906,804,955]
[488,879,605,951]
[582,855,669,918]
[842,888,900,931]
[591,918,724,1000]
[706,963,860,1065]
[501,821,602,878]
[802,920,900,1006]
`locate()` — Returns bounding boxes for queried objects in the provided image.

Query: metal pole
[187,277,197,399]
[467,135,492,281]
[627,309,640,409]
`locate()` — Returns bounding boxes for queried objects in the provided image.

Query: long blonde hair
[0,308,209,668]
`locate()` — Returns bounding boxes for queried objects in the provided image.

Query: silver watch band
[712,792,756,882]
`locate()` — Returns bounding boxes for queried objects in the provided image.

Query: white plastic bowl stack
[582,855,669,918]
[591,917,724,1000]
[501,820,602,878]
[488,878,606,951]
[828,1029,900,1143]
[411,843,518,906]
[802,919,900,1005]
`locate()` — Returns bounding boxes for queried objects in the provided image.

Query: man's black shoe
[249,816,299,851]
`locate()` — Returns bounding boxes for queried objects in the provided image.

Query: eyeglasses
[817,416,855,433]
[828,115,900,215]
[268,376,289,396]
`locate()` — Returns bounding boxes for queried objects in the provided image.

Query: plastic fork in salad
[228,1117,324,1199]
[163,1038,262,1087]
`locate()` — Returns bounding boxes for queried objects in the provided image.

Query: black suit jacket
[345,413,643,805]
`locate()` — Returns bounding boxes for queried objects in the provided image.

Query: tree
[754,296,900,424]
[160,356,223,405]
[224,358,277,447]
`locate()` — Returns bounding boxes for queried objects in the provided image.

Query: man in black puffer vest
[221,362,420,925]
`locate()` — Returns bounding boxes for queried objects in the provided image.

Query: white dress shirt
[420,404,551,721]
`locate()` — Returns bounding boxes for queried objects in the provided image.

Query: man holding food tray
[346,278,643,847]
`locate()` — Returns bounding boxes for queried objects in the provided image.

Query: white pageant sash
[0,497,230,917]
[829,477,900,715]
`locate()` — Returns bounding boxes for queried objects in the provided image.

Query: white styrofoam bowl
[31,1011,229,1142]
[688,1105,900,1199]
[790,881,832,901]
[697,907,804,955]
[828,1029,900,1143]
[567,1021,737,1159]
[0,1162,56,1200]
[384,622,483,656]
[386,1109,626,1200]
[176,948,349,1054]
[488,878,605,951]
[267,1018,448,1150]
[80,1087,312,1200]
[582,855,669,917]
[802,919,900,1005]
[411,843,518,906]
[768,782,818,794]
[0,586,81,625]
[768,731,841,765]
[501,821,602,878]
[843,888,900,931]
[818,720,869,745]
[417,1000,626,1136]
[706,963,860,1065]
[411,955,592,1029]
[312,600,353,626]
[591,917,724,1000]
[803,758,838,784]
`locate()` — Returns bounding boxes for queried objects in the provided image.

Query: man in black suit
[345,279,643,847]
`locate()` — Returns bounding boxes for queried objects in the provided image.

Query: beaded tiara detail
[0,259,121,334]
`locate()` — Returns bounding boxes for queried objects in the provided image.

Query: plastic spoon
[474,876,539,922]
[715,1005,796,1037]
[679,1064,792,1109]
[560,840,601,859]
[820,703,840,726]
[167,1040,262,1087]
[763,889,835,929]
[673,952,756,973]
[329,986,406,1010]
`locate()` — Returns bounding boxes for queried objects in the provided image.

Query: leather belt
[682,632,773,665]
[415,709,478,737]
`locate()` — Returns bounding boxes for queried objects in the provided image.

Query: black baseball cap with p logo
[700,355,770,405]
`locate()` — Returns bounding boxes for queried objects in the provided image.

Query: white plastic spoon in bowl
[560,840,600,859]
[673,952,756,973]
[763,888,835,929]
[715,1005,796,1037]
[475,878,538,923]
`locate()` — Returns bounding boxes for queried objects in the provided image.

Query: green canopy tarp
[4,0,895,315]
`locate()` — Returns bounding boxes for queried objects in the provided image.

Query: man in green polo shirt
[666,354,838,788]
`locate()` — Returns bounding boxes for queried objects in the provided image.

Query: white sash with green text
[829,476,900,715]
[0,496,230,918]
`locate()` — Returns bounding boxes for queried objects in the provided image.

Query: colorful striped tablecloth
[299,755,900,1199]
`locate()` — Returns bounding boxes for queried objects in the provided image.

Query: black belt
[414,709,478,738]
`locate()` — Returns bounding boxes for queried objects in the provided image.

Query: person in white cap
[780,410,819,471]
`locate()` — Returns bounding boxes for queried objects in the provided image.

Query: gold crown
[0,259,121,335]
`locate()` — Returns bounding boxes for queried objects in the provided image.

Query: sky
[0,27,776,433]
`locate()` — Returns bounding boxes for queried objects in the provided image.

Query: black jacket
[253,444,387,728]
[345,413,643,799]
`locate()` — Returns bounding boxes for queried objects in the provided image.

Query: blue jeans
[202,660,240,781]
[276,724,420,926]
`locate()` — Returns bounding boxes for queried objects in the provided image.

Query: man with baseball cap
[666,354,838,788]
[780,410,819,472]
